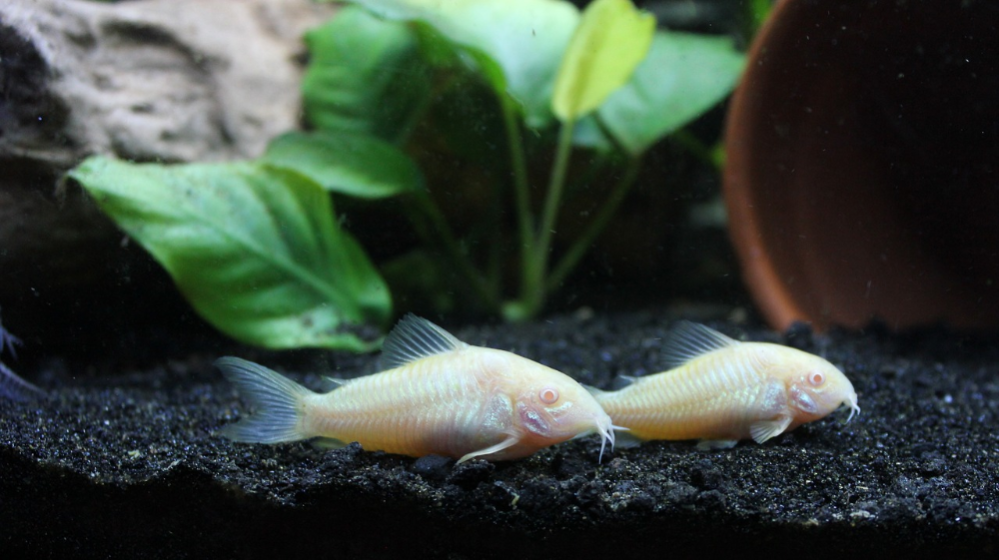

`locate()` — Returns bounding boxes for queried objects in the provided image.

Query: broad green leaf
[303,6,432,143]
[69,157,391,351]
[598,31,745,156]
[409,20,464,70]
[572,114,615,152]
[408,19,509,109]
[421,76,507,168]
[552,0,655,122]
[349,0,579,127]
[264,131,424,199]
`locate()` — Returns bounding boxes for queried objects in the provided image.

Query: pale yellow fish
[217,314,615,463]
[591,322,860,450]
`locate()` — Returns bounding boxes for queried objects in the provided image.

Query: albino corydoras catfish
[217,315,616,463]
[591,322,859,450]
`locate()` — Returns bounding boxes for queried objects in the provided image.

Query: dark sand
[2,310,998,558]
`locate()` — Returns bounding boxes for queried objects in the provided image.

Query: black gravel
[2,309,999,558]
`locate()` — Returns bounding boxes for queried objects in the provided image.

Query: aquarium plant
[68,0,744,351]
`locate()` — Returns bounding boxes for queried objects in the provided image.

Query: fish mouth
[845,393,861,423]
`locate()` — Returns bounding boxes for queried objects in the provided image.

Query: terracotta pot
[724,0,999,331]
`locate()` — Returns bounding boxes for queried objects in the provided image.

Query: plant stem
[671,129,718,168]
[515,119,576,317]
[410,191,498,311]
[484,174,504,301]
[547,155,642,291]
[536,120,576,265]
[500,96,535,291]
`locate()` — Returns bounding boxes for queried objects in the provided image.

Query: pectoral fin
[457,436,519,464]
[611,431,644,449]
[749,415,793,444]
[311,437,349,450]
[696,439,738,450]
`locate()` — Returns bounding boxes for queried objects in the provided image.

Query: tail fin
[215,357,313,443]
[0,362,43,401]
[0,311,41,401]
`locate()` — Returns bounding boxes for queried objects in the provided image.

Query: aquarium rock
[0,0,333,300]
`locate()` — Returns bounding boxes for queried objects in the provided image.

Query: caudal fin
[0,362,43,401]
[215,357,313,443]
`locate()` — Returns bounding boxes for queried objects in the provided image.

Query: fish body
[593,322,859,449]
[218,315,614,463]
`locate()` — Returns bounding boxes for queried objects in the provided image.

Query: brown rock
[0,0,333,314]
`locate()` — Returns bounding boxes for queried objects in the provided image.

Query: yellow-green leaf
[552,0,655,122]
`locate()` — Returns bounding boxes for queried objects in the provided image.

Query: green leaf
[263,131,424,199]
[409,20,465,70]
[350,0,579,128]
[748,0,774,36]
[552,0,655,122]
[598,31,745,156]
[421,76,507,168]
[69,157,391,351]
[303,6,432,143]
[572,114,615,152]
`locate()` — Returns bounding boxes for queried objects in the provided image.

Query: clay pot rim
[722,0,807,332]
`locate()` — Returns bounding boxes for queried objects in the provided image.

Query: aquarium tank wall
[1,0,998,557]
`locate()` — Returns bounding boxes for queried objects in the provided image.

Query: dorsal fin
[380,314,467,370]
[320,376,347,392]
[612,374,639,390]
[662,321,739,368]
[583,384,606,397]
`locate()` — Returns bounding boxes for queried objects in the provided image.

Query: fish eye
[539,387,559,404]
[808,371,826,386]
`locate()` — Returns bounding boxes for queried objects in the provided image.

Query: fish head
[506,363,615,458]
[775,348,860,423]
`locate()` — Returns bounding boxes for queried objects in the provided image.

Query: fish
[0,306,22,360]
[0,307,43,401]
[590,321,860,450]
[0,362,43,402]
[217,314,616,463]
